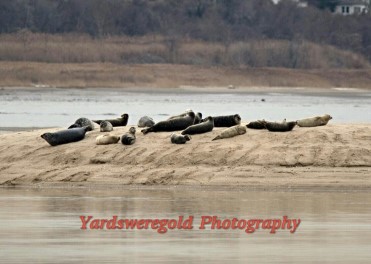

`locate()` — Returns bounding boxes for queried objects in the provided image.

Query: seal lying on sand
[137,116,155,128]
[96,134,120,145]
[41,127,91,146]
[168,110,202,125]
[194,113,203,124]
[247,120,267,129]
[142,112,195,134]
[68,117,95,130]
[168,109,193,120]
[181,116,214,135]
[171,133,191,144]
[212,125,246,141]
[202,114,241,127]
[297,114,332,127]
[121,127,136,145]
[93,114,129,127]
[100,121,113,132]
[265,120,296,132]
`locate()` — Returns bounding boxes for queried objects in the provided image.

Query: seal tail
[212,136,221,141]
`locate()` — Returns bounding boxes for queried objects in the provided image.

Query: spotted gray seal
[68,117,95,130]
[181,116,214,135]
[297,114,332,127]
[41,126,91,146]
[137,116,155,128]
[212,125,246,141]
[100,121,113,132]
[121,127,136,145]
[96,134,120,145]
[93,114,129,127]
[202,114,241,127]
[171,133,191,144]
[142,112,195,134]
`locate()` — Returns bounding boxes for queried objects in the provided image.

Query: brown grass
[0,32,369,69]
[0,61,371,89]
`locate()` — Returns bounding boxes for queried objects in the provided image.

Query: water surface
[1,88,370,129]
[0,187,370,263]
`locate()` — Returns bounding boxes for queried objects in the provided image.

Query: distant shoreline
[1,61,371,90]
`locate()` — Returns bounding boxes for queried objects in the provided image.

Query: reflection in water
[0,187,371,263]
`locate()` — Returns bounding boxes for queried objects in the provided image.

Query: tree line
[0,0,370,62]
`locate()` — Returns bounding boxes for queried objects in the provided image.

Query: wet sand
[0,124,370,190]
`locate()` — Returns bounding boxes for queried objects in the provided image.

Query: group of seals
[41,110,333,147]
[41,126,91,146]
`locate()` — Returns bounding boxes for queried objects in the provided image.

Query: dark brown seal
[93,114,129,127]
[265,120,296,132]
[142,112,195,134]
[41,126,91,146]
[247,120,267,130]
[181,116,214,135]
[202,114,241,127]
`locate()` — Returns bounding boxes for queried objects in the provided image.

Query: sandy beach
[0,123,370,190]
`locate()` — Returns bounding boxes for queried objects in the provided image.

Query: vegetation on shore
[0,0,371,69]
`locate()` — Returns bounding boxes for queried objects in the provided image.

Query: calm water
[0,88,371,129]
[0,187,371,263]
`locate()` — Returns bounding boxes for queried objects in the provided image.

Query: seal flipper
[141,127,152,135]
[212,135,221,141]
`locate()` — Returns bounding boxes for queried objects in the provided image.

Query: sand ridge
[0,124,370,190]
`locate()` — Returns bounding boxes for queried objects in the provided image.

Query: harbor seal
[95,134,120,145]
[41,126,91,146]
[137,116,155,128]
[181,116,214,135]
[212,125,246,141]
[169,110,202,125]
[297,114,332,127]
[168,109,193,120]
[121,127,136,145]
[265,120,296,132]
[194,112,203,124]
[93,114,129,127]
[100,121,113,132]
[68,117,95,130]
[247,120,267,129]
[202,114,241,127]
[142,112,195,134]
[171,133,191,144]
